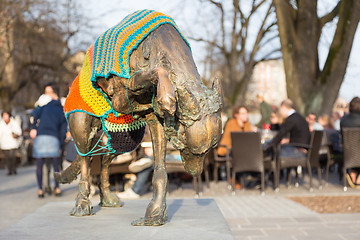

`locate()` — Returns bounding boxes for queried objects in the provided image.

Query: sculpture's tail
[54,155,81,183]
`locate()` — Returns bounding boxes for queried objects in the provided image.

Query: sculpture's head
[107,24,224,176]
[142,24,223,176]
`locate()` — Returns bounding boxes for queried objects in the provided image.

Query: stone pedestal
[0,198,234,240]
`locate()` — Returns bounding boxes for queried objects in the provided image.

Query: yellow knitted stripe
[78,50,111,116]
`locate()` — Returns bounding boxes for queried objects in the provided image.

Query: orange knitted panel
[105,112,135,125]
[64,74,94,115]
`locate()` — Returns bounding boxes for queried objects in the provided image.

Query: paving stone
[301,227,360,236]
[295,235,344,240]
[240,223,279,229]
[232,229,265,238]
[263,228,306,237]
[278,222,326,228]
[320,213,360,222]
[293,216,323,223]
[250,236,296,240]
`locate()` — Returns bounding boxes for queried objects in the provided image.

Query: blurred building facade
[246,60,287,109]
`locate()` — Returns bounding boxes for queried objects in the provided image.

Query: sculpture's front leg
[132,113,168,226]
[99,154,124,207]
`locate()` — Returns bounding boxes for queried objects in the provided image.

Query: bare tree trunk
[274,0,360,115]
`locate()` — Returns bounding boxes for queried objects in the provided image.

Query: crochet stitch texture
[64,10,189,155]
[92,9,190,81]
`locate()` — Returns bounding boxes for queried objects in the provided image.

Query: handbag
[65,140,78,162]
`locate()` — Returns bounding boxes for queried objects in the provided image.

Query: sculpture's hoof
[131,212,168,226]
[100,192,124,207]
[131,216,166,226]
[70,199,93,216]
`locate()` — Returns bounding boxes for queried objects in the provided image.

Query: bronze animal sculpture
[55,10,223,226]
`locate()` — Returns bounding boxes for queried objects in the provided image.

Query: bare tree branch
[189,36,225,53]
[257,33,278,49]
[320,1,341,28]
[256,48,282,63]
[208,0,226,50]
[249,2,274,64]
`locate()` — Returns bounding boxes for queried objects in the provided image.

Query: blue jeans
[280,145,306,158]
[132,166,153,195]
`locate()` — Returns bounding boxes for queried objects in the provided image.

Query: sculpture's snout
[185,112,222,155]
[180,112,222,176]
[180,149,205,177]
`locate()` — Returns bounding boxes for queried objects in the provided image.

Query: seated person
[117,127,153,199]
[306,112,324,132]
[340,96,360,187]
[317,114,341,152]
[266,99,310,159]
[270,111,281,131]
[217,105,255,189]
[217,105,254,156]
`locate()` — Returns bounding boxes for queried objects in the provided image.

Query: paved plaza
[1,164,360,239]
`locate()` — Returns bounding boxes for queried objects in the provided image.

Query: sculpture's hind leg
[99,153,124,207]
[68,112,102,216]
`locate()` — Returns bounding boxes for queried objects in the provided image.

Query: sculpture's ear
[96,77,108,93]
[136,39,151,68]
[142,40,151,60]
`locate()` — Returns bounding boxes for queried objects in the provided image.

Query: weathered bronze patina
[55,24,223,226]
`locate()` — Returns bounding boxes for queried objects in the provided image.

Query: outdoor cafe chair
[212,144,232,189]
[275,130,323,192]
[230,131,276,194]
[342,128,360,191]
[308,131,325,189]
[323,130,343,184]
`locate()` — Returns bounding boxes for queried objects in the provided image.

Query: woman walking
[30,83,67,198]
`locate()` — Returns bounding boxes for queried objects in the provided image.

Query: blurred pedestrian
[30,83,67,198]
[0,111,22,175]
[256,94,273,129]
[34,83,62,194]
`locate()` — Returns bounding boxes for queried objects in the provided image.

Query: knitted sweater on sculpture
[64,10,190,155]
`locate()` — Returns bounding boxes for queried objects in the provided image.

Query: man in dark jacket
[267,99,310,158]
[340,96,360,186]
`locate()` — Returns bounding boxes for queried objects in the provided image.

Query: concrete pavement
[1,164,360,239]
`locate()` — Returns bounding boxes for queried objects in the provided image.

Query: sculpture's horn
[211,74,224,108]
